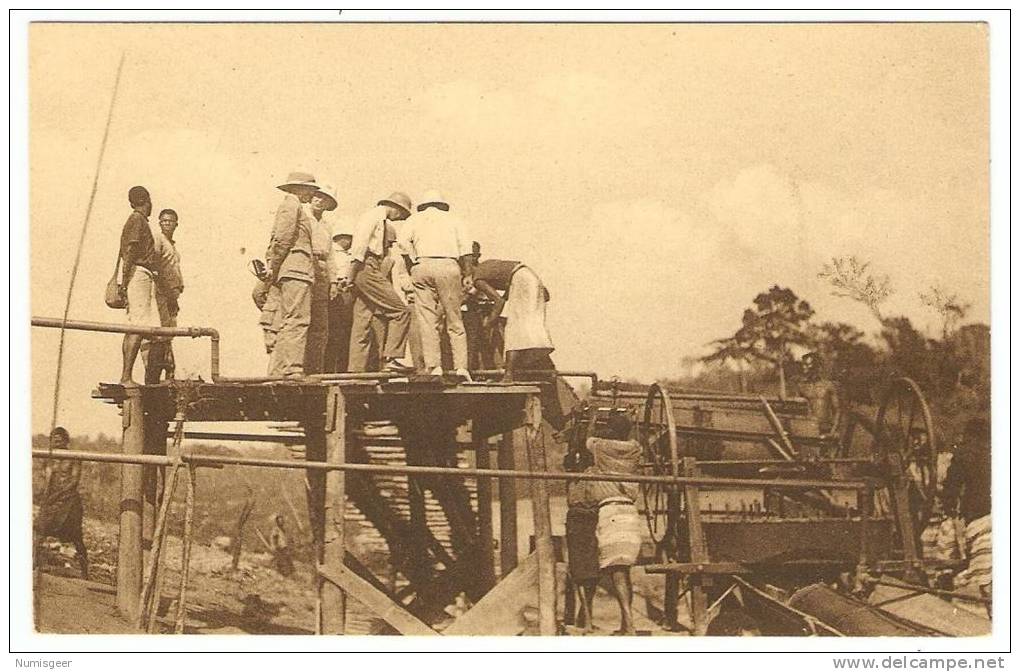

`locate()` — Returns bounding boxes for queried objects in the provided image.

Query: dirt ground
[34,513,679,636]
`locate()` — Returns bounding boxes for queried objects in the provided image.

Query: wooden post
[304,419,326,632]
[117,388,144,621]
[474,421,496,590]
[321,385,347,634]
[523,394,556,636]
[682,457,709,635]
[498,430,518,576]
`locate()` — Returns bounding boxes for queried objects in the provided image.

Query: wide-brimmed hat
[332,218,353,239]
[377,191,412,216]
[417,190,449,212]
[277,171,318,194]
[313,184,338,211]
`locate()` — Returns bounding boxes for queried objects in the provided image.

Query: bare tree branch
[818,255,893,322]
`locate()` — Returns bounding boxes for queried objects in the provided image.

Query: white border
[6,8,1013,663]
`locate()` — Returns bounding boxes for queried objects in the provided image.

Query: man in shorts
[118,185,160,385]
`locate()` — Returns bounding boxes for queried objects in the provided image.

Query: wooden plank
[523,394,556,636]
[318,564,439,636]
[321,386,347,634]
[868,585,990,636]
[443,552,539,636]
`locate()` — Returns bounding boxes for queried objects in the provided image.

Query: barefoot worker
[587,413,643,635]
[34,427,89,580]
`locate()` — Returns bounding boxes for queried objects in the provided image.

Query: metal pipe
[32,449,871,490]
[32,316,221,380]
[695,458,873,466]
[217,372,403,383]
[591,389,808,405]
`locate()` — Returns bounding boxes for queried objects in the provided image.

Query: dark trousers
[348,256,411,372]
[326,291,354,373]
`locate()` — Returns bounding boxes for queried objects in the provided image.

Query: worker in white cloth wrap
[586,413,643,635]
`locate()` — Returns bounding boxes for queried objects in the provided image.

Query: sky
[28,22,989,437]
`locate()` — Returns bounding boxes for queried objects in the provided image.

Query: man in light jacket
[265,171,320,378]
[347,191,414,373]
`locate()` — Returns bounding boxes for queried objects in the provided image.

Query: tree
[919,285,972,339]
[705,286,815,397]
[806,321,880,404]
[818,255,893,323]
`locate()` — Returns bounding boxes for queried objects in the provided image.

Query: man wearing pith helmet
[399,190,473,380]
[347,191,414,373]
[304,183,339,374]
[265,171,320,377]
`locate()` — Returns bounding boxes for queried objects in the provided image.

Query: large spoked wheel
[873,377,938,529]
[639,383,682,548]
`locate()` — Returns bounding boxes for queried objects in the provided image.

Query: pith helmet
[377,191,412,217]
[417,190,450,212]
[314,184,338,211]
[277,171,318,194]
[332,218,353,239]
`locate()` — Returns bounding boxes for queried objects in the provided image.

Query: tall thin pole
[50,52,125,432]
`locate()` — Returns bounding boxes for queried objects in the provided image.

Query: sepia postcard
[10,9,1011,665]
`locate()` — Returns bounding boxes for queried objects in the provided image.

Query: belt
[599,497,633,508]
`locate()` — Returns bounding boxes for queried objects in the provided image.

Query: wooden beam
[318,564,439,636]
[682,457,710,635]
[498,431,518,576]
[321,386,347,634]
[523,394,556,636]
[474,425,496,591]
[443,552,538,636]
[117,388,144,621]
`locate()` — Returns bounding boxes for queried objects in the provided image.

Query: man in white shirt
[304,184,338,374]
[348,191,413,373]
[326,218,355,372]
[399,190,473,379]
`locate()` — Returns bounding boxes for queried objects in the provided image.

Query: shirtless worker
[34,427,89,579]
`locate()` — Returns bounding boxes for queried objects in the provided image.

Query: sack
[105,255,127,309]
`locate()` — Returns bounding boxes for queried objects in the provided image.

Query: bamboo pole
[174,465,196,634]
[136,459,182,631]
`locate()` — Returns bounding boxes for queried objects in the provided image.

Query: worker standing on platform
[142,208,184,382]
[399,190,473,379]
[348,191,414,373]
[265,172,320,378]
[304,184,338,374]
[117,185,161,385]
[382,232,426,372]
[325,219,355,373]
[468,252,553,381]
[34,427,89,580]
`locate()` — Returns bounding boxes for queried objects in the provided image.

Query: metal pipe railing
[32,316,220,380]
[31,449,871,491]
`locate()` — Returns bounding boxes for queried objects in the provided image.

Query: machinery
[578,376,951,635]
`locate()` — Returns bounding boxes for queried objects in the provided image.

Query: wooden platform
[93,378,543,435]
[98,375,559,636]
